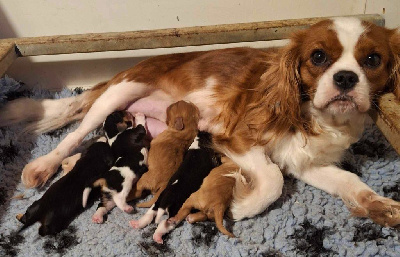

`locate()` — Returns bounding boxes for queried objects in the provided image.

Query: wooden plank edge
[369,93,400,155]
[0,14,384,56]
[0,42,17,77]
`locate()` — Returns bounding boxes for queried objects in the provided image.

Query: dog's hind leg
[213,206,235,238]
[136,184,166,208]
[21,81,152,188]
[168,194,196,225]
[92,198,116,224]
[130,204,157,229]
[186,212,208,223]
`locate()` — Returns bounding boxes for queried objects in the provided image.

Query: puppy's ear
[174,117,184,130]
[389,29,400,100]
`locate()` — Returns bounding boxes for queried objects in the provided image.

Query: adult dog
[1,17,400,225]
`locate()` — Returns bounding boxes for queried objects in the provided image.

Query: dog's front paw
[347,190,400,227]
[21,154,61,188]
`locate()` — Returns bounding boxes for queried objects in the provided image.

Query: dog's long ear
[174,117,184,130]
[253,30,307,139]
[389,29,400,100]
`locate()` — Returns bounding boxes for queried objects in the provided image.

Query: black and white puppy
[130,131,221,243]
[16,139,115,236]
[84,111,149,223]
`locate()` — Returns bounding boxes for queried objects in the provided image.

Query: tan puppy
[133,100,200,207]
[159,157,245,238]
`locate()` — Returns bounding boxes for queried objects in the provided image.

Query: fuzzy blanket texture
[0,76,400,257]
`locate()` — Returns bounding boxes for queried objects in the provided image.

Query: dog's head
[166,100,200,131]
[285,17,400,116]
[103,111,133,139]
[258,17,400,139]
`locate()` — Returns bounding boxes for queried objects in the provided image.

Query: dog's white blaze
[189,136,200,149]
[333,17,364,52]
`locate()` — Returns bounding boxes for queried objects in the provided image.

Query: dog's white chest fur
[269,104,366,175]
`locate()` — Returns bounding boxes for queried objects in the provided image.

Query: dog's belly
[126,86,223,137]
[126,90,173,138]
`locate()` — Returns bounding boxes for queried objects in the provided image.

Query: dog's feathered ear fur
[389,28,400,100]
[247,30,312,142]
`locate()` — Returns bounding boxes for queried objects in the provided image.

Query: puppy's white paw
[153,233,164,244]
[134,113,146,127]
[92,214,104,224]
[124,205,134,213]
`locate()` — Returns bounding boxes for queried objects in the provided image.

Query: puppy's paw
[167,217,178,226]
[21,154,61,188]
[134,113,146,127]
[129,220,141,229]
[186,215,195,224]
[153,233,164,244]
[124,205,134,213]
[92,214,104,224]
[346,190,400,227]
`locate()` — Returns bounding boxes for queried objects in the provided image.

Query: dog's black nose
[333,70,359,90]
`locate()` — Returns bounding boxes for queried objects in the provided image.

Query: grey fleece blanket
[0,76,399,257]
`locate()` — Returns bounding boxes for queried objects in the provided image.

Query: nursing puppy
[16,139,114,236]
[83,111,148,220]
[157,157,243,239]
[132,101,200,207]
[130,132,221,244]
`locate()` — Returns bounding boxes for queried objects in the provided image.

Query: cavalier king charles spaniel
[1,17,400,227]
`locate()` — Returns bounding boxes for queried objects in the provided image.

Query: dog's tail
[82,178,107,208]
[0,81,109,134]
[226,162,283,221]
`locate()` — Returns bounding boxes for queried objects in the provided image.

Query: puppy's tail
[82,178,107,208]
[0,81,109,134]
[227,163,283,221]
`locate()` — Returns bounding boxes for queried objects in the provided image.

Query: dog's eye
[364,53,381,68]
[311,50,327,66]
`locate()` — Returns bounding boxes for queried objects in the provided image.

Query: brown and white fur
[155,157,242,240]
[132,100,200,207]
[1,17,400,226]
